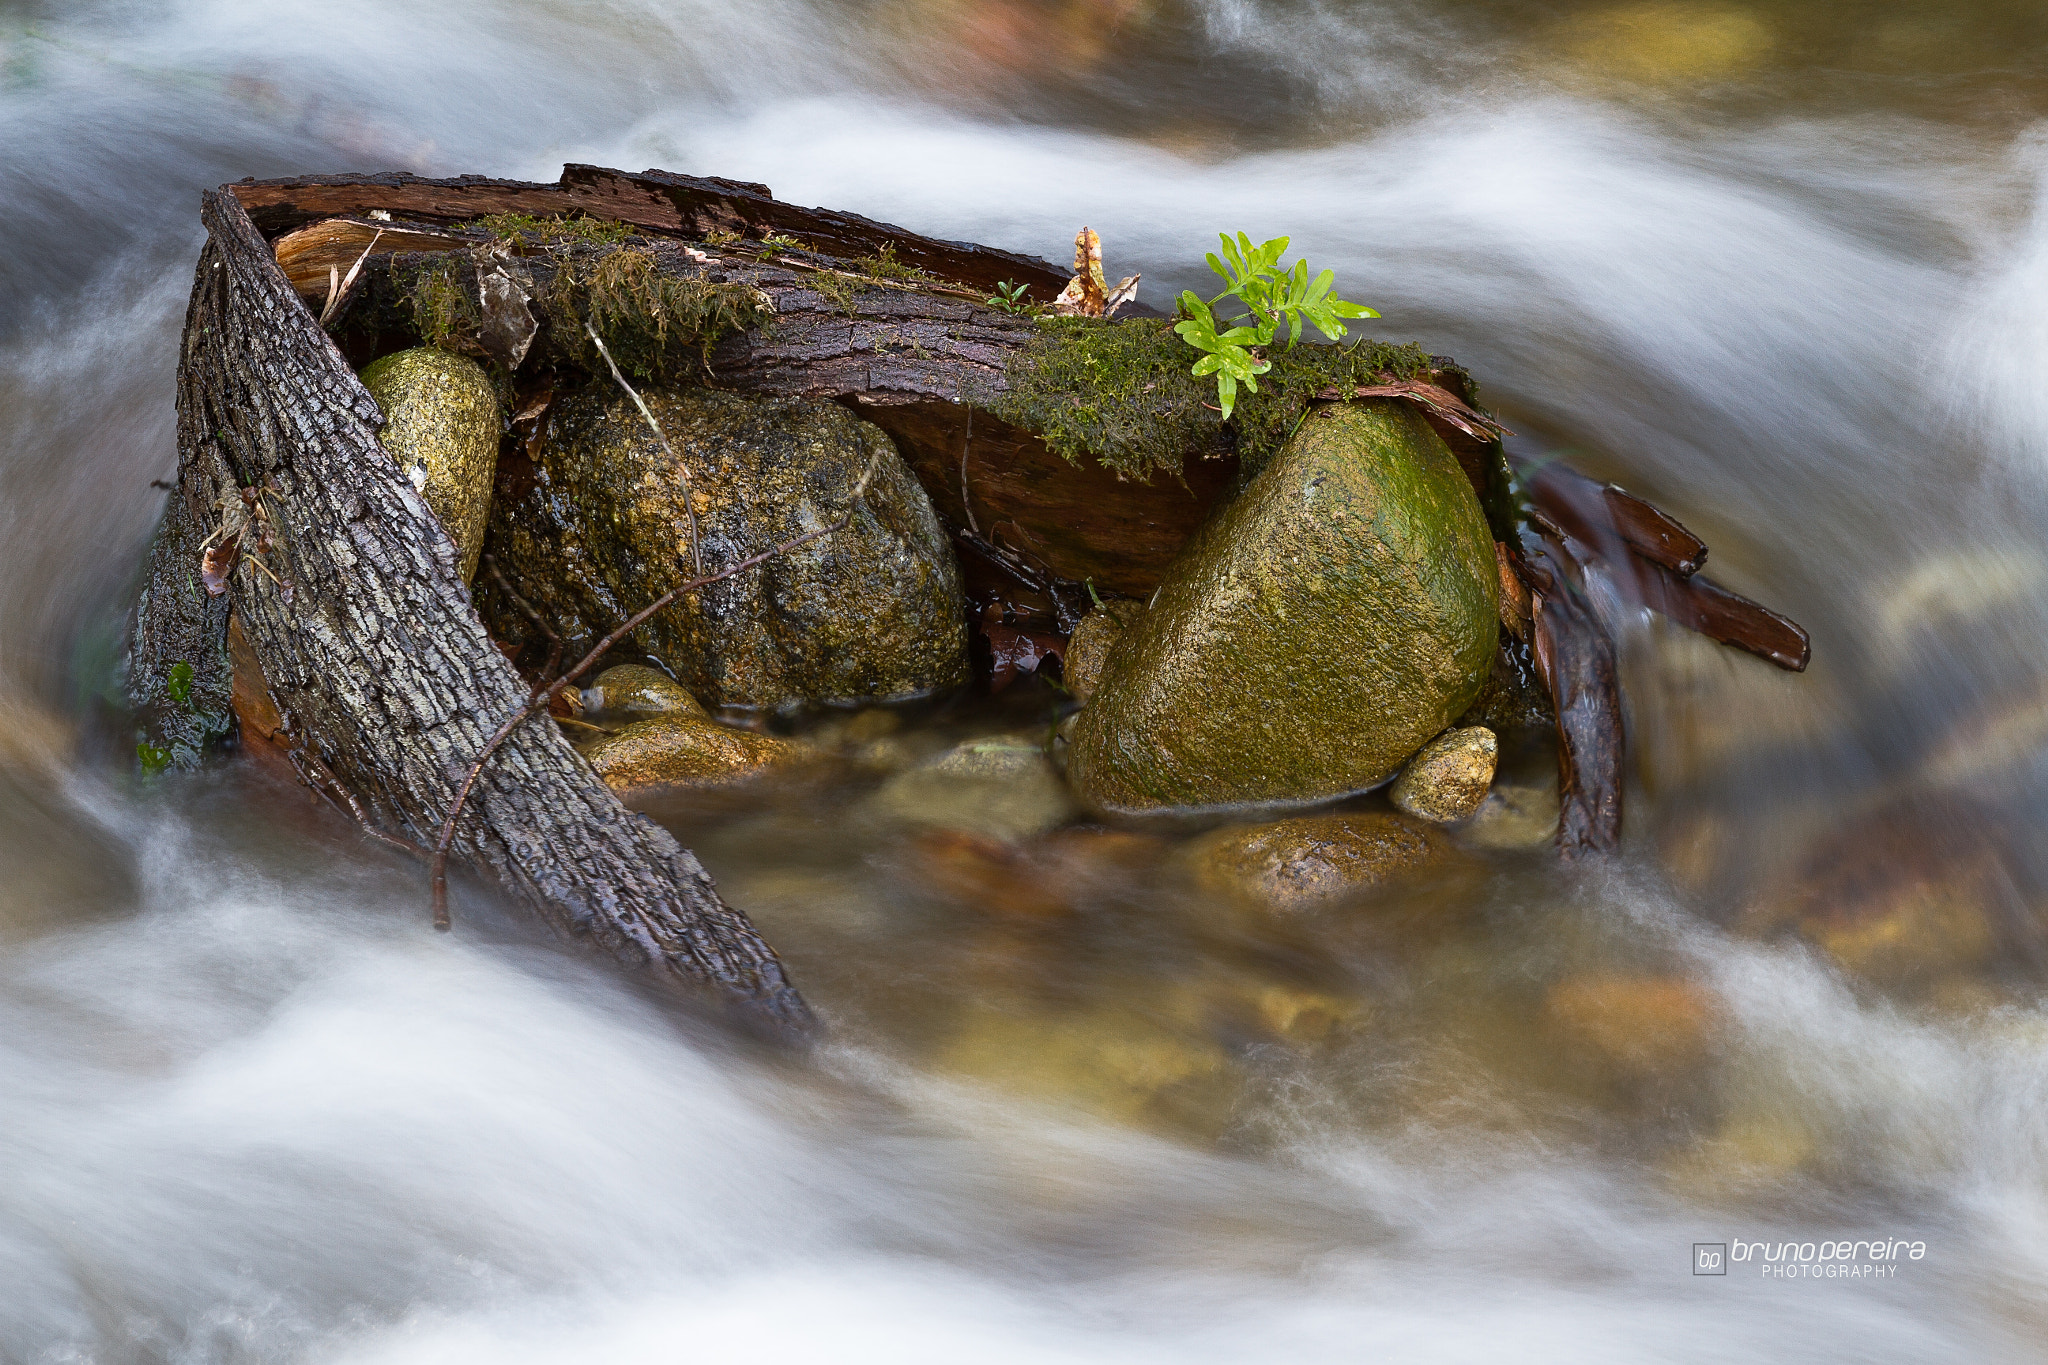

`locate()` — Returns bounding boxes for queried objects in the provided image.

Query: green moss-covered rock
[1063,598,1145,703]
[359,348,498,581]
[1067,401,1499,812]
[488,387,968,712]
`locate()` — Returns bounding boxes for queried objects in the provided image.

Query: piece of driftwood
[144,187,812,1031]
[1515,535,1624,859]
[1519,458,1809,671]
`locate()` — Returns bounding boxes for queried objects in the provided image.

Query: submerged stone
[486,386,967,712]
[869,733,1077,843]
[1389,726,1498,823]
[1066,401,1499,813]
[358,347,498,581]
[578,712,808,794]
[583,664,703,718]
[1184,812,1445,913]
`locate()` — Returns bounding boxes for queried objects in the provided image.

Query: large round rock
[489,388,967,711]
[360,347,499,581]
[1067,401,1498,812]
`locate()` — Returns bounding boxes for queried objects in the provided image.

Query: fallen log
[142,186,813,1031]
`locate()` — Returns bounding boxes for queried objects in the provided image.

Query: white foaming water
[6,1,2048,1359]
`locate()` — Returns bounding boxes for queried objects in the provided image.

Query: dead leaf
[476,263,539,368]
[981,620,1065,694]
[1048,227,1137,317]
[201,528,242,596]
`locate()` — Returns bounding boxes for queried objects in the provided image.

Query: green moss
[987,316,1437,482]
[846,243,932,285]
[473,212,637,248]
[401,254,486,354]
[803,269,866,318]
[544,247,775,380]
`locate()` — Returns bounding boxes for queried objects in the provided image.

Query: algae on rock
[359,347,499,580]
[1066,400,1500,813]
[485,386,968,712]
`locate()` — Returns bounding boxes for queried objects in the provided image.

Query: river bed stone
[1184,812,1446,913]
[1390,725,1498,823]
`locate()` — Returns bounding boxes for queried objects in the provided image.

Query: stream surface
[7,1,2048,1359]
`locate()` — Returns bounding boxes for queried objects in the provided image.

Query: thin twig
[483,551,564,704]
[957,402,980,536]
[585,323,704,577]
[427,452,881,929]
[319,227,384,328]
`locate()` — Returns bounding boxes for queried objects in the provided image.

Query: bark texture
[153,188,812,1031]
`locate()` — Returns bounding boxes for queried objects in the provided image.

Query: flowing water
[7,0,2048,1358]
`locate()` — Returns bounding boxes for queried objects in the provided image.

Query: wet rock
[1067,401,1499,812]
[931,995,1239,1136]
[583,664,703,718]
[1390,726,1498,823]
[1544,973,1721,1077]
[870,733,1077,843]
[1185,812,1445,913]
[1741,796,2010,988]
[1461,780,1559,850]
[1062,598,1145,704]
[486,386,967,711]
[578,712,809,794]
[358,348,498,581]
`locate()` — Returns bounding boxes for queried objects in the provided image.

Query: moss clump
[543,247,774,379]
[473,212,637,249]
[401,254,486,354]
[987,317,1224,481]
[990,316,1437,482]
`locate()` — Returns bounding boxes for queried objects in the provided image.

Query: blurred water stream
[5,1,2048,1359]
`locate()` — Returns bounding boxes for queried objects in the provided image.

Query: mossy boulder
[487,387,967,712]
[359,348,498,581]
[1066,401,1500,812]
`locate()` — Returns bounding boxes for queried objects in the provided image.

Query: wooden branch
[1516,535,1624,860]
[1521,459,1810,672]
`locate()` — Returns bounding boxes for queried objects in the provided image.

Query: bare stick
[585,323,704,578]
[957,402,980,537]
[428,453,880,929]
[483,552,565,704]
[319,227,383,328]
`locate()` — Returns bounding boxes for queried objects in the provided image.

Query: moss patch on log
[989,316,1438,482]
[472,212,638,249]
[541,247,774,379]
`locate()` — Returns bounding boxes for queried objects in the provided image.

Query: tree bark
[147,187,812,1032]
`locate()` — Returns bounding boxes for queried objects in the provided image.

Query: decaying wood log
[148,187,813,1031]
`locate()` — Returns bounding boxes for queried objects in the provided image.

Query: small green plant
[755,233,805,259]
[473,212,635,248]
[985,280,1035,315]
[1174,233,1377,419]
[136,740,171,776]
[166,660,195,708]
